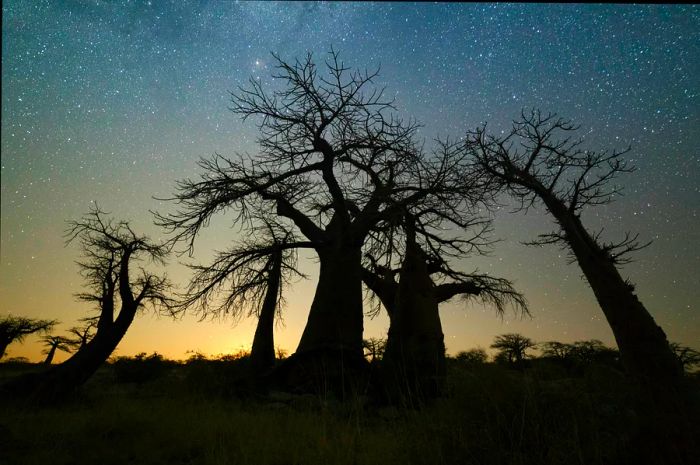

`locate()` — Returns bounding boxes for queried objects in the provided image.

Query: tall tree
[2,207,174,401]
[466,110,682,389]
[179,221,305,376]
[156,51,465,382]
[0,316,56,360]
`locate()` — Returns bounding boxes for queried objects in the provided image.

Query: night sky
[2,2,698,362]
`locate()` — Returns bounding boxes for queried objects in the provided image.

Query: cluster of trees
[457,334,699,373]
[0,51,690,405]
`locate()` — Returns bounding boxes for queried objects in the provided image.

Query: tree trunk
[296,245,364,357]
[543,196,682,388]
[43,346,57,365]
[2,304,138,402]
[250,251,282,376]
[0,339,10,360]
[383,238,446,402]
[275,244,367,397]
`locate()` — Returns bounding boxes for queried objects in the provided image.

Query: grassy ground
[1,357,698,465]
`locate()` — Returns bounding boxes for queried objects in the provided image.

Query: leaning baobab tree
[0,315,56,359]
[40,335,73,365]
[2,207,173,400]
[179,221,306,376]
[466,110,682,389]
[156,51,463,385]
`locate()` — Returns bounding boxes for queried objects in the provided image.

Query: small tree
[491,333,535,365]
[0,315,57,359]
[40,335,73,365]
[455,348,488,365]
[540,341,575,361]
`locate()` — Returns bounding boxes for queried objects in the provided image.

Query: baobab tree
[2,207,174,400]
[491,333,535,366]
[156,51,469,384]
[40,335,73,365]
[363,226,526,399]
[179,221,306,376]
[0,315,56,359]
[466,110,682,389]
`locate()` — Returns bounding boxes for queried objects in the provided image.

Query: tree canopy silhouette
[0,315,57,360]
[66,318,97,352]
[156,50,477,389]
[491,333,536,365]
[40,335,73,365]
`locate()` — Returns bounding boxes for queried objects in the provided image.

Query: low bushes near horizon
[1,353,698,465]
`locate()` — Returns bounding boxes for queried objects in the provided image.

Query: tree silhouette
[541,339,619,367]
[156,50,469,388]
[362,213,527,400]
[362,337,387,362]
[2,207,174,400]
[670,343,700,373]
[540,341,574,361]
[455,348,488,365]
[66,318,97,352]
[40,335,73,365]
[491,333,535,365]
[466,110,682,389]
[179,221,305,376]
[0,315,57,360]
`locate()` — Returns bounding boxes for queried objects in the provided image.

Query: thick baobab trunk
[249,251,282,376]
[296,245,364,357]
[544,196,682,388]
[383,239,446,402]
[275,244,367,396]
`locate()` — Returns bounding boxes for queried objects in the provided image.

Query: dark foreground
[1,356,698,465]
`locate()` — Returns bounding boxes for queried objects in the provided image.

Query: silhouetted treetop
[0,315,57,359]
[155,50,477,260]
[67,205,175,319]
[465,109,649,265]
[178,220,308,320]
[491,333,536,364]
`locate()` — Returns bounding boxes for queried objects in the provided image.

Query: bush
[454,348,488,366]
[111,352,172,384]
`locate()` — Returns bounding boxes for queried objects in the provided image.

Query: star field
[1,2,698,361]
